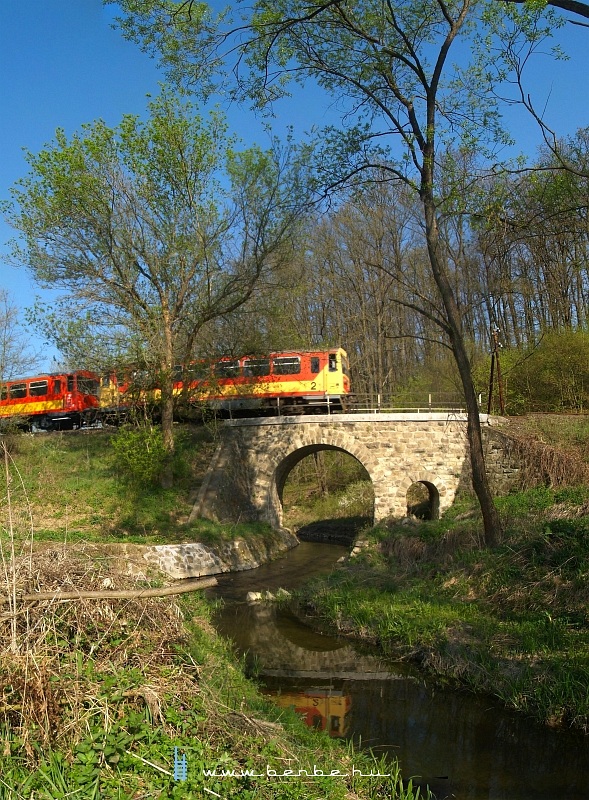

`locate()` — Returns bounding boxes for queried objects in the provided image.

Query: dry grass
[0,540,195,759]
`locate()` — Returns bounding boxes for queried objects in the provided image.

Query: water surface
[208,540,589,800]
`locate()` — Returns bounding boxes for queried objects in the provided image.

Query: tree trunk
[160,317,175,489]
[160,386,175,489]
[422,191,502,548]
[313,451,329,496]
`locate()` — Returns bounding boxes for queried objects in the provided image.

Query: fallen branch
[0,576,217,605]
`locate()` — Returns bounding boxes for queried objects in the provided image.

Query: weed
[296,486,589,731]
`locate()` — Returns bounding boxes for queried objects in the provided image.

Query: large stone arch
[256,429,377,529]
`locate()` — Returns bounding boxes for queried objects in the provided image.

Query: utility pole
[487,326,505,416]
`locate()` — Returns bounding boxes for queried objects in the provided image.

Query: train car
[97,348,351,420]
[0,371,100,431]
[98,367,165,423]
[98,372,137,423]
[182,348,351,415]
[268,687,351,738]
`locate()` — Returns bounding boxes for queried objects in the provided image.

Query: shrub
[111,425,168,486]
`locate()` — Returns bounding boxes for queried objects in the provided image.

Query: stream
[207,541,589,800]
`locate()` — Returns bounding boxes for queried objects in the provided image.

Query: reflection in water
[208,540,589,800]
[267,687,352,738]
[346,677,589,800]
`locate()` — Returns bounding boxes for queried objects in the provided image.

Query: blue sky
[1,1,588,370]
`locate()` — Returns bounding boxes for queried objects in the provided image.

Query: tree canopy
[2,90,313,454]
[108,0,573,544]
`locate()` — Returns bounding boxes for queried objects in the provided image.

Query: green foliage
[508,331,589,413]
[111,424,168,486]
[473,331,589,414]
[296,488,589,730]
[0,577,425,800]
[2,87,314,451]
[0,426,214,543]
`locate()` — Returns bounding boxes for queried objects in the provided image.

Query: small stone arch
[406,480,441,520]
[400,471,450,521]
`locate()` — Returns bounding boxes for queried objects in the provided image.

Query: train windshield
[77,376,100,397]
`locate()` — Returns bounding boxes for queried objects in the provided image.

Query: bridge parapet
[191,413,490,528]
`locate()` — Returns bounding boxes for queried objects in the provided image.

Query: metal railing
[260,393,482,417]
[343,392,477,415]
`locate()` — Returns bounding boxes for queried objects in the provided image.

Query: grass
[508,414,589,461]
[293,484,589,732]
[0,540,428,800]
[3,411,588,796]
[0,428,429,799]
[0,426,281,548]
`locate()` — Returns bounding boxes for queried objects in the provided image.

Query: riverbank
[293,486,589,733]
[0,542,428,800]
[0,429,429,797]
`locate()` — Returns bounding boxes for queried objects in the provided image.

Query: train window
[186,361,209,380]
[243,358,270,377]
[29,380,48,397]
[78,377,99,396]
[214,360,241,378]
[10,383,27,399]
[173,365,183,382]
[328,354,338,372]
[131,370,150,388]
[273,356,301,375]
[310,357,320,374]
[0,385,7,401]
[330,715,341,733]
[54,379,62,394]
[67,375,75,392]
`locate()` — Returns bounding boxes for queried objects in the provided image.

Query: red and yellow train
[179,347,351,415]
[267,687,351,738]
[0,371,100,431]
[0,349,351,429]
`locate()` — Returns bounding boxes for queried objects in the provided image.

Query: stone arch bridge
[191,413,502,528]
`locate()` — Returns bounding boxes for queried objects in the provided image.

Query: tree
[298,184,446,404]
[112,0,547,545]
[0,290,39,381]
[2,91,312,468]
[477,130,589,345]
[501,0,589,23]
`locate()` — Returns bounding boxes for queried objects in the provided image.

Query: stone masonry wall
[193,413,476,527]
[482,427,524,494]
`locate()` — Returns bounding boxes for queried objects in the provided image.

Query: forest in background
[193,131,589,416]
[4,129,589,418]
[5,1,589,428]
